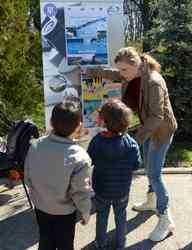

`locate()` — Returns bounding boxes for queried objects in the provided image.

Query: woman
[87,47,177,242]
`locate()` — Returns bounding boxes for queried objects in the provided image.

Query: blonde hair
[115,47,161,72]
[140,53,161,72]
[114,47,141,66]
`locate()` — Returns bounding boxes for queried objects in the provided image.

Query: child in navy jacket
[88,99,141,250]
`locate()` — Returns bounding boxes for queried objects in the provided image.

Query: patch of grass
[167,142,192,167]
[132,113,140,127]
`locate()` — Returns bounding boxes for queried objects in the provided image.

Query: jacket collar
[48,133,77,145]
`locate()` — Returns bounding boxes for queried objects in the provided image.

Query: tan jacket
[137,71,177,145]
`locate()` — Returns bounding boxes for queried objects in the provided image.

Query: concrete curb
[134,167,192,175]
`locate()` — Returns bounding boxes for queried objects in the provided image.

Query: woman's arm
[136,83,165,144]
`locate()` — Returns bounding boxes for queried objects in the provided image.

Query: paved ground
[0,174,192,250]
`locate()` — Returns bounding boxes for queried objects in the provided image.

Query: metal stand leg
[21,179,33,209]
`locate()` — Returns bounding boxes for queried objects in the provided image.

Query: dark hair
[51,102,81,137]
[100,99,132,134]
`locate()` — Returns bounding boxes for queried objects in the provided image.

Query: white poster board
[40,0,124,132]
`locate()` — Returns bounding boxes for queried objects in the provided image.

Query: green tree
[124,0,159,50]
[0,1,44,135]
[149,0,192,139]
[29,0,41,31]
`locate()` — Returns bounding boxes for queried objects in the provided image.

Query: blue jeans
[143,136,173,214]
[95,195,128,250]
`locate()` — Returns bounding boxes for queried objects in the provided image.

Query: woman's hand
[86,67,121,81]
[85,67,103,78]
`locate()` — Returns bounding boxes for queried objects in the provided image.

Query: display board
[40,0,124,134]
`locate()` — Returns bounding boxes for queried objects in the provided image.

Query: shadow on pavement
[0,194,12,205]
[125,231,173,250]
[0,208,38,250]
[82,211,155,250]
[180,242,192,250]
[126,210,155,234]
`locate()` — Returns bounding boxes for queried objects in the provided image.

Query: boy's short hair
[51,102,81,137]
[100,99,132,133]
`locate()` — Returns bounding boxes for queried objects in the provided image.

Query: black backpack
[0,120,39,171]
[6,120,39,169]
[0,120,39,208]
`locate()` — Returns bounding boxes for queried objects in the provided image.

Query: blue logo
[44,4,57,18]
[42,19,58,35]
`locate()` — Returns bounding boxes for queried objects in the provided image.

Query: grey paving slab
[0,174,192,250]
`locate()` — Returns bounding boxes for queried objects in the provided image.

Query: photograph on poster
[44,73,82,106]
[82,74,121,128]
[65,6,109,66]
[41,3,67,77]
